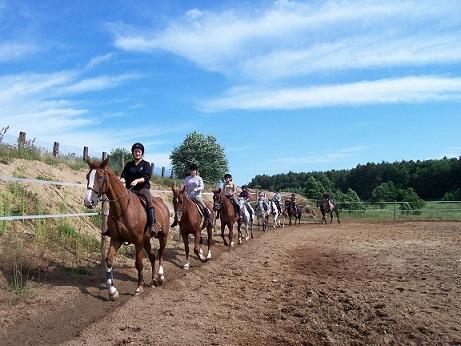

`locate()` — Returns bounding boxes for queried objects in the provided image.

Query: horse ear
[101,157,109,168]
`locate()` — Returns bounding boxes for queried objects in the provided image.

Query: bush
[398,188,425,214]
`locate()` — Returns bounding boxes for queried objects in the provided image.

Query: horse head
[84,157,110,209]
[172,185,188,222]
[212,188,223,212]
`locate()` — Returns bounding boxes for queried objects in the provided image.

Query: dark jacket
[121,159,152,190]
[239,191,250,199]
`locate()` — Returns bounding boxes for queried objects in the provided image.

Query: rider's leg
[230,195,241,216]
[139,188,157,235]
[192,197,212,226]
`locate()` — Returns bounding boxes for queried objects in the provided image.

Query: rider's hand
[120,177,126,183]
[130,179,138,186]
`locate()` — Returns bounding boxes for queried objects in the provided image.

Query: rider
[239,185,255,221]
[272,192,282,213]
[290,192,297,213]
[257,190,269,212]
[171,163,212,227]
[222,173,241,217]
[120,142,157,237]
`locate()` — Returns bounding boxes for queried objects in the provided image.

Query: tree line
[248,157,461,204]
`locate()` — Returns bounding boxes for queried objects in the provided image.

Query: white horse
[254,199,269,232]
[270,200,285,228]
[237,197,253,242]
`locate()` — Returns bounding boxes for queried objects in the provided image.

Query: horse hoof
[158,275,165,283]
[183,262,191,270]
[230,241,235,247]
[108,286,119,301]
[206,251,212,260]
[135,287,144,295]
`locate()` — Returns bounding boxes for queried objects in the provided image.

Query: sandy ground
[1,220,460,345]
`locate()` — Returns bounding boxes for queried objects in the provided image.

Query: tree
[371,181,398,202]
[398,188,425,215]
[170,131,229,183]
[304,176,325,200]
[109,148,133,175]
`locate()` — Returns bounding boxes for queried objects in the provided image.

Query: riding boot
[234,204,241,218]
[203,208,212,227]
[147,207,158,237]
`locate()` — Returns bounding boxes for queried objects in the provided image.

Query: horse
[317,198,340,224]
[269,200,285,228]
[172,186,215,269]
[238,197,253,241]
[84,158,170,300]
[212,189,241,250]
[285,199,302,226]
[254,199,269,232]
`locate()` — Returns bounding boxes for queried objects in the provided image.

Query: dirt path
[2,221,461,345]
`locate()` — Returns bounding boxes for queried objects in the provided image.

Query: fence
[0,130,175,178]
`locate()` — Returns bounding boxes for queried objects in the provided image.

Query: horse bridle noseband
[87,168,132,203]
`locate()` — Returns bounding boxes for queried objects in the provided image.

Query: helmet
[291,193,296,196]
[224,173,232,180]
[131,142,144,154]
[189,163,198,171]
[241,185,247,189]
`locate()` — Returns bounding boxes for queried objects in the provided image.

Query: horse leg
[237,219,243,244]
[336,210,340,224]
[228,223,234,249]
[220,221,229,247]
[194,231,207,262]
[330,212,334,223]
[181,232,191,270]
[157,231,167,282]
[206,224,213,260]
[105,238,122,301]
[134,243,145,295]
[143,238,156,286]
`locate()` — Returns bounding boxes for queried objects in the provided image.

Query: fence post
[151,162,155,175]
[18,131,26,148]
[83,146,88,160]
[170,169,174,179]
[393,200,396,221]
[101,152,107,161]
[161,167,165,177]
[52,142,59,157]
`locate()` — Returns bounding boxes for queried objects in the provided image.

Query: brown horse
[212,189,242,249]
[171,186,215,269]
[84,158,170,300]
[285,199,302,226]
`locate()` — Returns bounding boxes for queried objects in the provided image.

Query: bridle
[213,192,223,212]
[86,168,132,204]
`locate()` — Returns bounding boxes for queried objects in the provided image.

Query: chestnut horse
[212,189,241,250]
[172,186,215,269]
[84,158,169,300]
[285,199,302,226]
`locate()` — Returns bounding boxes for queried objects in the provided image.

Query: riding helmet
[131,142,145,154]
[224,173,232,179]
[189,163,199,171]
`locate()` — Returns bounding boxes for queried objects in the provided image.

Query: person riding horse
[257,190,269,212]
[120,142,157,236]
[222,173,241,217]
[290,192,298,213]
[171,163,212,227]
[239,185,255,221]
[272,192,282,213]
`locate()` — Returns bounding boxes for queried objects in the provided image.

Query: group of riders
[120,142,329,237]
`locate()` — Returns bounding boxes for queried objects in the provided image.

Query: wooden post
[393,200,396,221]
[161,167,165,177]
[52,142,59,157]
[102,152,107,161]
[151,162,155,175]
[170,169,174,179]
[83,146,88,160]
[18,131,26,148]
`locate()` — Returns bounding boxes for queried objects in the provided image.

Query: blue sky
[1,0,461,185]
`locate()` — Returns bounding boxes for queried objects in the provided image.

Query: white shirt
[183,175,204,198]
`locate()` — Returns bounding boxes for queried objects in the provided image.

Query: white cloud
[85,53,114,70]
[269,146,367,165]
[0,42,37,61]
[112,0,461,81]
[200,76,461,111]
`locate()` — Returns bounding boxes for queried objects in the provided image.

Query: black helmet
[189,163,198,171]
[241,185,247,189]
[224,173,232,179]
[131,142,144,154]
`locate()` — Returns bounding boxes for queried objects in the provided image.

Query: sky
[1,0,461,185]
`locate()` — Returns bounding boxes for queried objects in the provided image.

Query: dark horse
[84,158,170,300]
[212,189,241,250]
[172,186,215,269]
[316,198,340,224]
[285,199,302,226]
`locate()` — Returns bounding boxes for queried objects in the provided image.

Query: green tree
[109,148,133,175]
[304,176,325,199]
[170,131,229,183]
[333,188,366,211]
[398,187,425,215]
[371,181,398,202]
